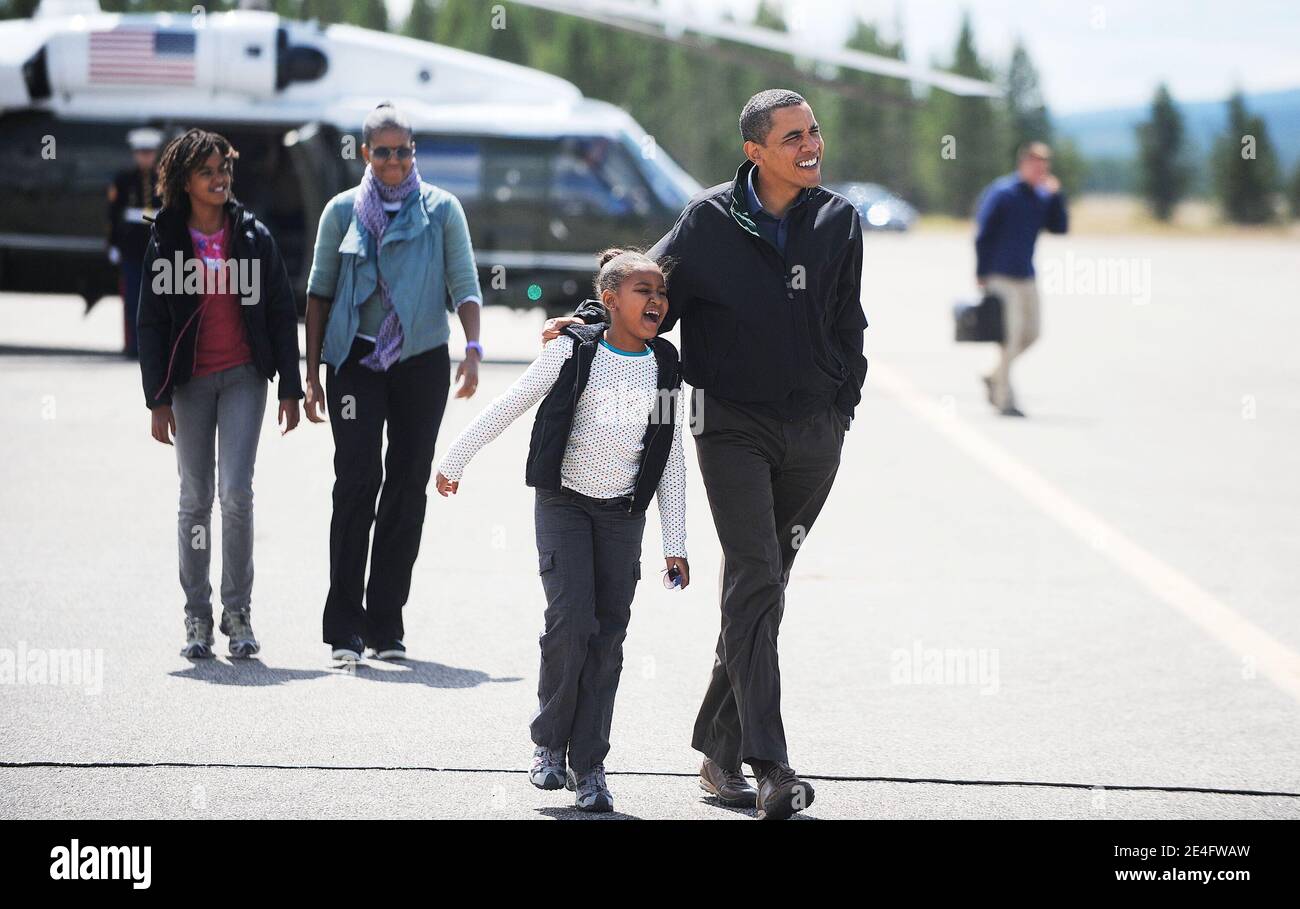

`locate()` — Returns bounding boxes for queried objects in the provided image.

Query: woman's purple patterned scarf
[355,159,422,371]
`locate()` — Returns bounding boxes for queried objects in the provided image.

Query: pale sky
[384,0,1300,113]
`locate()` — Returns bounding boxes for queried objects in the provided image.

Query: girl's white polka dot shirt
[437,335,687,558]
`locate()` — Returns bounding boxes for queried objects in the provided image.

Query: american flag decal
[88,27,197,85]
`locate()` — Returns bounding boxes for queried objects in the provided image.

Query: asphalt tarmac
[2,230,1297,819]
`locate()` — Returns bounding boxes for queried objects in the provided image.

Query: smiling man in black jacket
[546,89,867,819]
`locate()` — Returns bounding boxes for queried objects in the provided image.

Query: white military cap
[127,128,164,151]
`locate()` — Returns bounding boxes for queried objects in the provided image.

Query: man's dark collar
[743,162,811,221]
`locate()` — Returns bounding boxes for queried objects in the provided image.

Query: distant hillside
[1057,87,1300,180]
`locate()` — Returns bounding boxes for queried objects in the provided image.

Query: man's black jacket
[576,159,867,425]
[137,200,303,409]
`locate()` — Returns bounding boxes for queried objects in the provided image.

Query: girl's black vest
[525,321,681,514]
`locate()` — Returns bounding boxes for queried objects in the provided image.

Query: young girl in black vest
[435,249,689,813]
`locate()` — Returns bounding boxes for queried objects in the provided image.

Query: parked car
[827,181,917,232]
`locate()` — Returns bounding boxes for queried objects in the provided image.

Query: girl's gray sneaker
[219,609,260,659]
[530,746,567,790]
[567,764,613,813]
[180,616,214,659]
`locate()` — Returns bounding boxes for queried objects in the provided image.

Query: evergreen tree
[434,0,525,57]
[1136,83,1189,221]
[354,0,387,32]
[1050,136,1085,200]
[300,0,344,26]
[918,13,1004,216]
[1212,91,1280,224]
[834,18,916,198]
[677,10,773,183]
[0,0,43,17]
[1279,159,1300,221]
[1005,40,1050,156]
[743,1,839,165]
[271,1,303,19]
[402,0,435,41]
[529,11,601,92]
[1002,40,1082,198]
[482,1,531,65]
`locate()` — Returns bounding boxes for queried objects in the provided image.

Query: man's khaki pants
[984,274,1041,411]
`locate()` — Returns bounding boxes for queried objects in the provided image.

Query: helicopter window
[619,133,696,211]
[552,137,652,218]
[414,135,553,205]
[414,137,482,201]
[485,143,551,204]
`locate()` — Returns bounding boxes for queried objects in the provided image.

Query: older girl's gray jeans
[171,362,268,620]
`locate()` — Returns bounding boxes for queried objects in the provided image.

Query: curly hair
[154,128,239,214]
[592,247,672,299]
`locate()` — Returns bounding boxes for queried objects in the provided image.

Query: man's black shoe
[700,758,758,808]
[755,762,815,820]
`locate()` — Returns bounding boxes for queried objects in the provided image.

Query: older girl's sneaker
[219,609,261,659]
[180,616,214,659]
[567,764,613,813]
[529,746,567,790]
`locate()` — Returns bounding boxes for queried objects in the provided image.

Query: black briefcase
[953,292,1004,343]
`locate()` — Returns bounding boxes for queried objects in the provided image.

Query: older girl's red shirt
[189,218,252,378]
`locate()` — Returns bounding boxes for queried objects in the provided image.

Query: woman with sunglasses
[303,101,484,663]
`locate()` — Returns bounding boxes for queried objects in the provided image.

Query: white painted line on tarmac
[870,360,1300,704]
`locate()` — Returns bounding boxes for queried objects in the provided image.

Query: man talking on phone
[974,141,1069,417]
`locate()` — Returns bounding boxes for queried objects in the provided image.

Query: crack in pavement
[2,761,1296,799]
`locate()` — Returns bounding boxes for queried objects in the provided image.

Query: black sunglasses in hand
[369,144,414,162]
[662,565,682,589]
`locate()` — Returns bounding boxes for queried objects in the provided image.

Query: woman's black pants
[322,339,450,648]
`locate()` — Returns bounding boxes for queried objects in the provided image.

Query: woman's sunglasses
[369,145,414,162]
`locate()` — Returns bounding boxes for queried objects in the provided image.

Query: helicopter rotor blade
[507,0,1003,98]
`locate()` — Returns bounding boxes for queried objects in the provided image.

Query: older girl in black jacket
[137,128,302,659]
